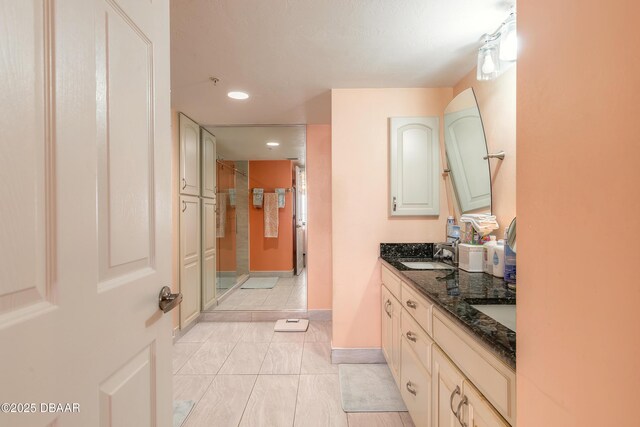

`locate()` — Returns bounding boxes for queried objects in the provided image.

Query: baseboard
[249,270,294,278]
[331,347,386,364]
[172,319,197,344]
[308,309,332,321]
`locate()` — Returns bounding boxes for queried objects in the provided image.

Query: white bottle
[483,236,498,275]
[492,241,505,278]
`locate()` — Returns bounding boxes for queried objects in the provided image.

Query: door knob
[158,286,182,313]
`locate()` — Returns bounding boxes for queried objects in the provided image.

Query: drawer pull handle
[456,395,468,427]
[406,381,417,396]
[450,385,462,419]
[406,331,417,342]
[384,300,392,318]
[406,300,417,309]
[181,178,187,190]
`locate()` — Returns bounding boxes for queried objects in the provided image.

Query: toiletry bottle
[483,236,497,275]
[446,216,455,242]
[505,233,516,284]
[493,240,505,278]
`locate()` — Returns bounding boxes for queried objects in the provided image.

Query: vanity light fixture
[266,142,280,147]
[476,7,517,81]
[499,9,518,62]
[227,91,249,100]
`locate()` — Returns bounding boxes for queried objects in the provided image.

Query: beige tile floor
[173,320,415,427]
[213,271,307,311]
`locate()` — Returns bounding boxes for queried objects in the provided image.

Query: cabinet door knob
[406,331,417,342]
[406,300,417,309]
[405,381,417,396]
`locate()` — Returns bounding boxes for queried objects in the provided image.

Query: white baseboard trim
[250,270,294,278]
[331,347,386,364]
[172,320,197,344]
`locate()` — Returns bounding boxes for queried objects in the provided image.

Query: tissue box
[458,243,484,272]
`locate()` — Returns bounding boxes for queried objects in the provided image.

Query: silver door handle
[456,395,468,427]
[406,300,417,309]
[384,300,392,318]
[406,381,417,396]
[158,286,182,313]
[406,331,417,342]
[450,385,462,419]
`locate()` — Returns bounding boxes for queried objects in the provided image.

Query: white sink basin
[400,261,454,270]
[471,305,516,332]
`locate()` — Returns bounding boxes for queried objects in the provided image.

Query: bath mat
[339,364,407,412]
[173,400,195,427]
[241,277,278,289]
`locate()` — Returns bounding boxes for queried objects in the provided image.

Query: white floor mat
[240,277,278,289]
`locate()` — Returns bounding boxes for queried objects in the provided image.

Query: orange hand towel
[264,193,278,238]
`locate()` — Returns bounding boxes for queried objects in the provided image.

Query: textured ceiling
[208,125,306,166]
[171,0,509,125]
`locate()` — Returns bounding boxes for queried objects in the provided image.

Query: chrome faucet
[434,240,459,265]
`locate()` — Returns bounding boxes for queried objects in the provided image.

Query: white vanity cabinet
[380,263,515,427]
[179,113,201,196]
[381,281,402,386]
[389,117,440,216]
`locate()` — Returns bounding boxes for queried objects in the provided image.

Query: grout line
[237,374,260,427]
[291,371,302,427]
[176,374,215,426]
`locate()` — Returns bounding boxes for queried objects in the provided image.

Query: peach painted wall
[306,125,332,310]
[249,160,294,272]
[518,1,640,426]
[453,66,516,237]
[331,88,452,348]
[217,161,237,272]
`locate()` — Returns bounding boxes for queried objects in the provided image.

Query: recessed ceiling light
[266,142,280,147]
[227,91,249,100]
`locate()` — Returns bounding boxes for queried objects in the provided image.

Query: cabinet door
[390,117,440,216]
[401,339,432,427]
[381,285,402,386]
[180,195,201,328]
[179,113,200,196]
[201,128,217,198]
[201,198,216,310]
[461,380,510,427]
[432,346,465,427]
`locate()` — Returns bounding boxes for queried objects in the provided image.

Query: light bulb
[481,54,495,74]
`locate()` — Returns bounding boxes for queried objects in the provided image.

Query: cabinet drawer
[381,265,402,299]
[401,309,433,374]
[400,339,432,427]
[433,309,516,425]
[401,282,433,336]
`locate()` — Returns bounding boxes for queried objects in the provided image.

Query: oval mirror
[443,88,492,217]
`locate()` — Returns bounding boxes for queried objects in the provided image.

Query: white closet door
[180,113,200,196]
[201,128,217,198]
[180,195,201,328]
[390,117,440,216]
[201,197,217,310]
[0,0,173,425]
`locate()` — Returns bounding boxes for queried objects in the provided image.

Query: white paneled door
[0,0,172,426]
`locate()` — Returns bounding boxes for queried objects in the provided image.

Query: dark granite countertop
[380,244,516,369]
